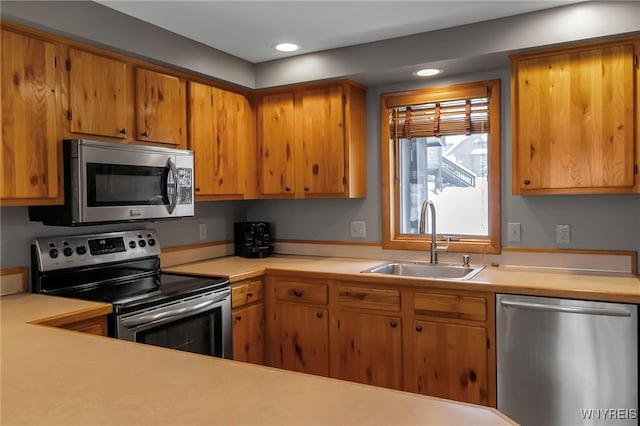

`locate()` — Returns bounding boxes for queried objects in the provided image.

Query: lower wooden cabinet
[410,320,488,405]
[232,303,264,365]
[231,278,264,365]
[269,303,329,376]
[332,311,402,389]
[264,274,495,405]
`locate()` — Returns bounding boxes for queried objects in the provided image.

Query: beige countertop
[164,255,640,303]
[1,293,515,426]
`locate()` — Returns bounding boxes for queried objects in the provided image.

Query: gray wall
[247,68,640,267]
[0,201,246,269]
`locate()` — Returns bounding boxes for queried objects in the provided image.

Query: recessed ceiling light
[274,43,299,52]
[415,68,442,77]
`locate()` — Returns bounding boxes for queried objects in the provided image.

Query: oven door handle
[121,294,228,329]
[166,158,179,214]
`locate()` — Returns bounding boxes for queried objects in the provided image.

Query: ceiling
[97,1,582,64]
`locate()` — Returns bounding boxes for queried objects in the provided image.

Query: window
[380,80,501,254]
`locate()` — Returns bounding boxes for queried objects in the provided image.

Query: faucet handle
[462,254,470,267]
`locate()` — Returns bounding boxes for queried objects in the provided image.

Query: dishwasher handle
[500,299,632,317]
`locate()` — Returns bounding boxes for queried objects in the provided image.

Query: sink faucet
[418,200,449,264]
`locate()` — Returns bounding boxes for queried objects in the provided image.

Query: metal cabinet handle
[235,315,242,321]
[304,186,310,192]
[195,187,201,193]
[142,130,150,137]
[119,128,128,135]
[500,299,632,317]
[247,292,253,298]
[285,187,291,192]
[523,179,531,185]
[390,321,397,328]
[292,290,303,297]
[415,325,422,332]
[316,312,323,318]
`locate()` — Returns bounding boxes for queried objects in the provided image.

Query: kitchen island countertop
[1,292,515,426]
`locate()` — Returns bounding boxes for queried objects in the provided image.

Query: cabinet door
[412,320,488,405]
[333,311,402,389]
[514,43,635,192]
[69,48,127,138]
[1,30,58,200]
[259,93,295,195]
[136,68,186,146]
[232,303,264,365]
[298,86,346,194]
[189,82,246,195]
[270,303,329,376]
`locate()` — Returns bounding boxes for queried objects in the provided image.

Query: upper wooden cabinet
[511,37,640,194]
[188,82,253,197]
[68,48,128,139]
[256,81,367,198]
[1,29,59,203]
[136,68,186,147]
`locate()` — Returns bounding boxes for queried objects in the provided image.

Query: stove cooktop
[59,273,230,315]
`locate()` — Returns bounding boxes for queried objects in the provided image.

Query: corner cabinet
[188,82,255,198]
[256,80,367,198]
[511,36,640,194]
[1,28,60,204]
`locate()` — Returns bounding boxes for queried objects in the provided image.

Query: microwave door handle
[166,158,179,214]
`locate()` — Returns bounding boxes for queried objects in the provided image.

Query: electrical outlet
[507,222,521,242]
[199,223,207,241]
[350,221,366,238]
[556,224,570,244]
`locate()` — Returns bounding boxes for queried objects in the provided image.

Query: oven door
[76,139,194,224]
[115,289,232,359]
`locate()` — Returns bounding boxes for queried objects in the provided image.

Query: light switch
[350,221,366,238]
[556,224,570,244]
[507,223,521,242]
[199,223,207,240]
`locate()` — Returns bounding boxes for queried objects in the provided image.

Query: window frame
[380,79,501,254]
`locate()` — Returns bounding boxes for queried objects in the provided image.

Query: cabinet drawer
[415,292,486,322]
[339,284,400,312]
[231,279,263,308]
[274,280,328,305]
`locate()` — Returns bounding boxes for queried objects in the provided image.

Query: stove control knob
[129,241,137,249]
[148,239,156,247]
[138,240,147,248]
[49,248,59,259]
[76,245,87,255]
[63,247,74,257]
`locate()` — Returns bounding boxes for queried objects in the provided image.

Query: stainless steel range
[31,229,232,359]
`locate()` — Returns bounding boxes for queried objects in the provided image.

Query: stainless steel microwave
[29,139,194,226]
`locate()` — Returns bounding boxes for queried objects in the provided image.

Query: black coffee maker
[234,222,272,258]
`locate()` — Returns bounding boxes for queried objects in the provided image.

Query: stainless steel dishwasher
[497,294,638,426]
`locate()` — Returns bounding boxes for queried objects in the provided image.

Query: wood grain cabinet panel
[259,93,296,195]
[414,292,486,321]
[298,86,346,195]
[274,280,328,305]
[69,48,127,138]
[411,320,488,405]
[189,81,250,196]
[136,68,186,147]
[333,311,402,389]
[256,81,366,198]
[232,303,264,365]
[512,38,639,194]
[338,284,400,312]
[1,29,59,202]
[231,279,263,308]
[269,303,329,376]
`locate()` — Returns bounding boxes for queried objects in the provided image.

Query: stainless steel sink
[361,262,485,280]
